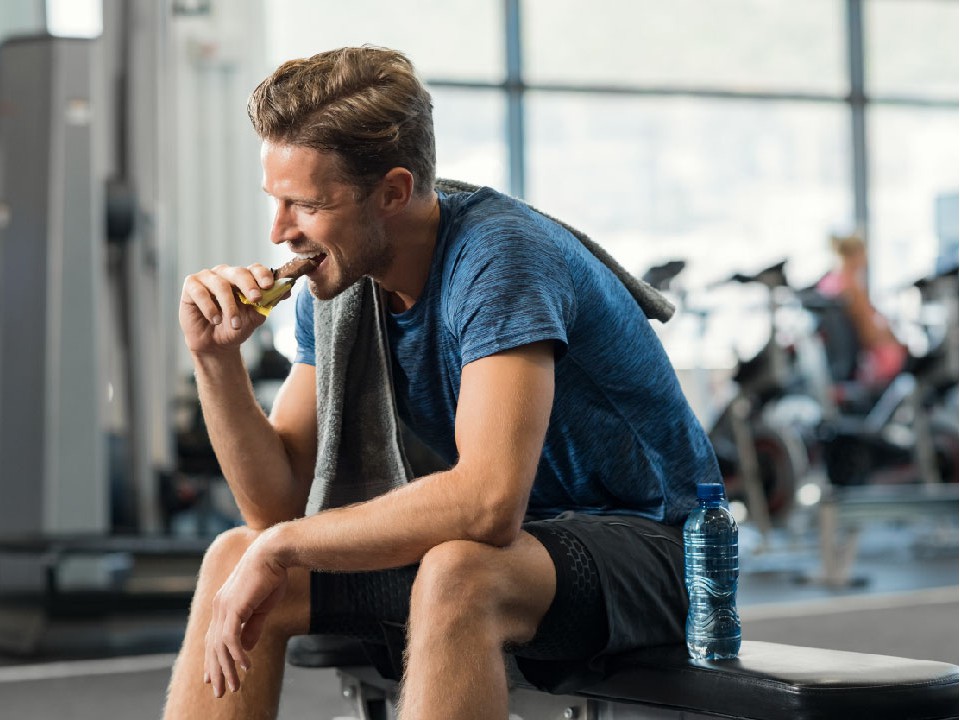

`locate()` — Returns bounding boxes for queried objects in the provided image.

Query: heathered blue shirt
[294,187,719,525]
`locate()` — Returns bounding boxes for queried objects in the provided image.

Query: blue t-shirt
[294,187,719,524]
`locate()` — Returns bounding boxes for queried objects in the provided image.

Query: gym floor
[0,515,956,719]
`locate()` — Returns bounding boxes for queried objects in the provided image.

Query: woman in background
[817,232,907,386]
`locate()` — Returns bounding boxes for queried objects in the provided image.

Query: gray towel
[305,278,412,515]
[305,180,673,516]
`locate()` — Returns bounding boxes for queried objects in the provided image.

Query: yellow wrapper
[236,279,296,318]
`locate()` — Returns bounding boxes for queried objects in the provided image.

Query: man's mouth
[275,253,326,280]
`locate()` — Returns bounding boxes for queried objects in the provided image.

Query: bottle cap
[696,482,726,502]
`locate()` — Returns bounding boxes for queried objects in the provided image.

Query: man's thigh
[273,566,314,639]
[306,514,686,655]
[522,513,687,656]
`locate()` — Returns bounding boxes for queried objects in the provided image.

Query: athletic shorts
[308,512,687,692]
[516,512,687,690]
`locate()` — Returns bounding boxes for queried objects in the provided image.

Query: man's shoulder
[442,187,570,257]
[441,184,523,222]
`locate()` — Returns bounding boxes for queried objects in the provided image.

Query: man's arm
[262,339,555,570]
[203,340,555,687]
[194,356,316,529]
[180,263,317,530]
[271,340,555,569]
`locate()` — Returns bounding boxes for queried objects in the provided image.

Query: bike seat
[642,259,686,291]
[726,260,790,290]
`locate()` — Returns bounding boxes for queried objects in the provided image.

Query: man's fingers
[205,625,226,698]
[200,270,246,326]
[216,639,239,694]
[181,275,224,326]
[247,262,276,291]
[223,610,252,676]
[217,264,269,303]
[183,265,265,320]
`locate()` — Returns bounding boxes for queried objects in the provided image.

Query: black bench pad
[579,640,958,720]
[288,637,958,719]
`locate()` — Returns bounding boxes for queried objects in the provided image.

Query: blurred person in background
[817,232,907,386]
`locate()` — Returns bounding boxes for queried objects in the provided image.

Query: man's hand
[179,263,283,355]
[204,528,289,698]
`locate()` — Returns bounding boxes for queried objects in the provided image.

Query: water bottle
[683,482,741,660]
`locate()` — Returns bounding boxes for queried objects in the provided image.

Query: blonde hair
[247,46,436,198]
[830,232,866,259]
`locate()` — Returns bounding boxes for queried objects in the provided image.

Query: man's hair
[247,46,436,198]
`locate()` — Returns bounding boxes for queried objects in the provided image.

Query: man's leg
[399,532,556,720]
[163,526,311,720]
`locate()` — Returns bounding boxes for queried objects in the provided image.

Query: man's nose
[270,204,299,245]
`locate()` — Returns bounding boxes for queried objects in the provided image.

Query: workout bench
[287,634,959,719]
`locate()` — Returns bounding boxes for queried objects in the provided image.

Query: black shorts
[308,512,687,691]
[516,512,687,690]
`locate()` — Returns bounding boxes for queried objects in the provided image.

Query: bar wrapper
[236,278,296,318]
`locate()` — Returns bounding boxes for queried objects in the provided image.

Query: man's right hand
[179,263,282,355]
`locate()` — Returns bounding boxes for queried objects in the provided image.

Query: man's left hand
[204,529,289,698]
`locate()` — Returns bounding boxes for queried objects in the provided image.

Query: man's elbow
[467,492,527,547]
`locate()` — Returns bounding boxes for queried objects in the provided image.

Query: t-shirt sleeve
[445,216,577,367]
[293,285,316,366]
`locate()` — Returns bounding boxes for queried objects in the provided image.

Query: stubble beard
[307,216,394,301]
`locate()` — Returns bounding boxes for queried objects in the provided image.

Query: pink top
[817,271,906,386]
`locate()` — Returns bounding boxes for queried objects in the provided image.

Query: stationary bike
[704,261,817,537]
[799,263,959,486]
[644,259,809,536]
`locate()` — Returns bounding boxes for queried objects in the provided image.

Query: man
[164,46,720,720]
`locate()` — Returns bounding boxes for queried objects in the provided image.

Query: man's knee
[199,525,260,578]
[412,540,504,625]
[196,525,311,638]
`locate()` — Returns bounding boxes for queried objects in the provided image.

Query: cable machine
[0,30,203,658]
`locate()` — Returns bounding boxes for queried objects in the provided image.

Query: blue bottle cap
[696,482,726,502]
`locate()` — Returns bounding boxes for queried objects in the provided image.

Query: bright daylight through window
[264,0,957,404]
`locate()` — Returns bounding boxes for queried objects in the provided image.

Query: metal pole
[505,0,525,198]
[846,0,870,261]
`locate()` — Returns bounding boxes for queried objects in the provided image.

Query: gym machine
[0,33,203,658]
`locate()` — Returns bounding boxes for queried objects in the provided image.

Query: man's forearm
[192,350,306,527]
[264,465,526,574]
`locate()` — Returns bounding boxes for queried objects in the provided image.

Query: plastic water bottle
[683,482,741,660]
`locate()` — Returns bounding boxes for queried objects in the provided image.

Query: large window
[865,0,957,100]
[869,107,958,298]
[263,0,958,372]
[266,0,504,83]
[527,95,851,289]
[523,0,848,95]
[864,0,959,303]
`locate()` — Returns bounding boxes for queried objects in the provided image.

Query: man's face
[261,141,393,300]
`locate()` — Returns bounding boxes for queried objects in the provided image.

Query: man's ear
[379,167,415,216]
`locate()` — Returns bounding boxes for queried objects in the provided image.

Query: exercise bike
[798,263,959,487]
[644,259,811,538]
[702,261,821,539]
